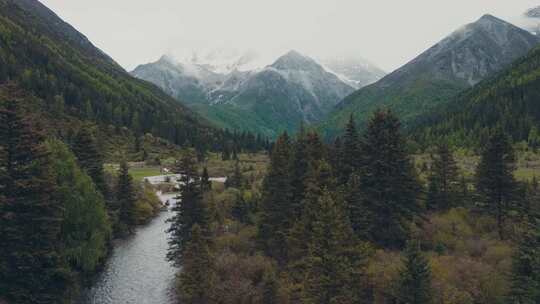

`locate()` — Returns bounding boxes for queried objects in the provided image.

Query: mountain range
[132,50,382,137]
[0,0,215,153]
[4,0,540,151]
[411,42,540,148]
[319,14,540,138]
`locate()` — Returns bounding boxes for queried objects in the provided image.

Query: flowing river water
[81,192,179,304]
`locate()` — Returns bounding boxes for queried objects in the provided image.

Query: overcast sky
[40,0,539,72]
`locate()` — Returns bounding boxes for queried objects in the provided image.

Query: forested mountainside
[0,0,215,149]
[133,50,355,138]
[320,14,540,139]
[411,45,540,149]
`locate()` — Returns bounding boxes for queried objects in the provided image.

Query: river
[81,192,179,304]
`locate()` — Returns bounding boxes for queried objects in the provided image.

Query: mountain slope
[0,0,213,148]
[133,50,355,137]
[411,45,540,147]
[131,55,225,105]
[320,14,540,138]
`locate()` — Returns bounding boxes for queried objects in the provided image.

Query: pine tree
[134,135,141,153]
[358,110,421,248]
[339,114,361,185]
[167,149,209,266]
[508,216,540,304]
[426,144,460,210]
[201,167,212,192]
[0,99,71,303]
[458,175,471,208]
[302,189,371,304]
[222,143,231,161]
[261,271,280,304]
[225,160,243,189]
[329,136,343,175]
[290,126,309,219]
[475,129,517,240]
[397,240,433,304]
[231,194,251,224]
[257,132,293,262]
[178,224,216,304]
[345,173,372,240]
[47,139,112,274]
[305,131,325,163]
[287,161,336,264]
[232,146,239,161]
[117,160,138,231]
[72,126,108,197]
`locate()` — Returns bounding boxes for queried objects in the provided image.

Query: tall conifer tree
[339,114,361,185]
[72,126,108,197]
[302,190,370,304]
[225,160,243,189]
[397,240,433,304]
[178,224,216,304]
[287,161,335,265]
[427,144,460,210]
[117,160,138,230]
[358,110,420,248]
[290,126,309,219]
[0,99,70,303]
[508,216,540,304]
[201,167,212,192]
[345,173,372,240]
[257,132,292,262]
[167,149,209,266]
[475,129,517,240]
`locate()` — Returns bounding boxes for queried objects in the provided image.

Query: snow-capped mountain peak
[172,48,270,74]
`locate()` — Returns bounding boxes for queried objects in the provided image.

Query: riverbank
[81,191,179,304]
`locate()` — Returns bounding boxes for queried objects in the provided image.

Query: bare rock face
[386,14,540,87]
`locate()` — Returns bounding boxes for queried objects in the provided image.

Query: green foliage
[412,47,540,148]
[345,173,373,240]
[427,144,461,210]
[287,160,336,265]
[261,270,280,304]
[225,160,243,189]
[476,129,518,239]
[116,160,138,233]
[167,149,209,267]
[201,167,212,192]
[257,132,293,261]
[289,126,310,219]
[47,139,111,273]
[357,110,421,248]
[0,99,71,303]
[71,126,108,197]
[302,190,371,304]
[397,241,433,304]
[339,114,361,184]
[320,75,465,139]
[0,0,215,148]
[177,224,216,304]
[134,182,162,224]
[508,217,540,304]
